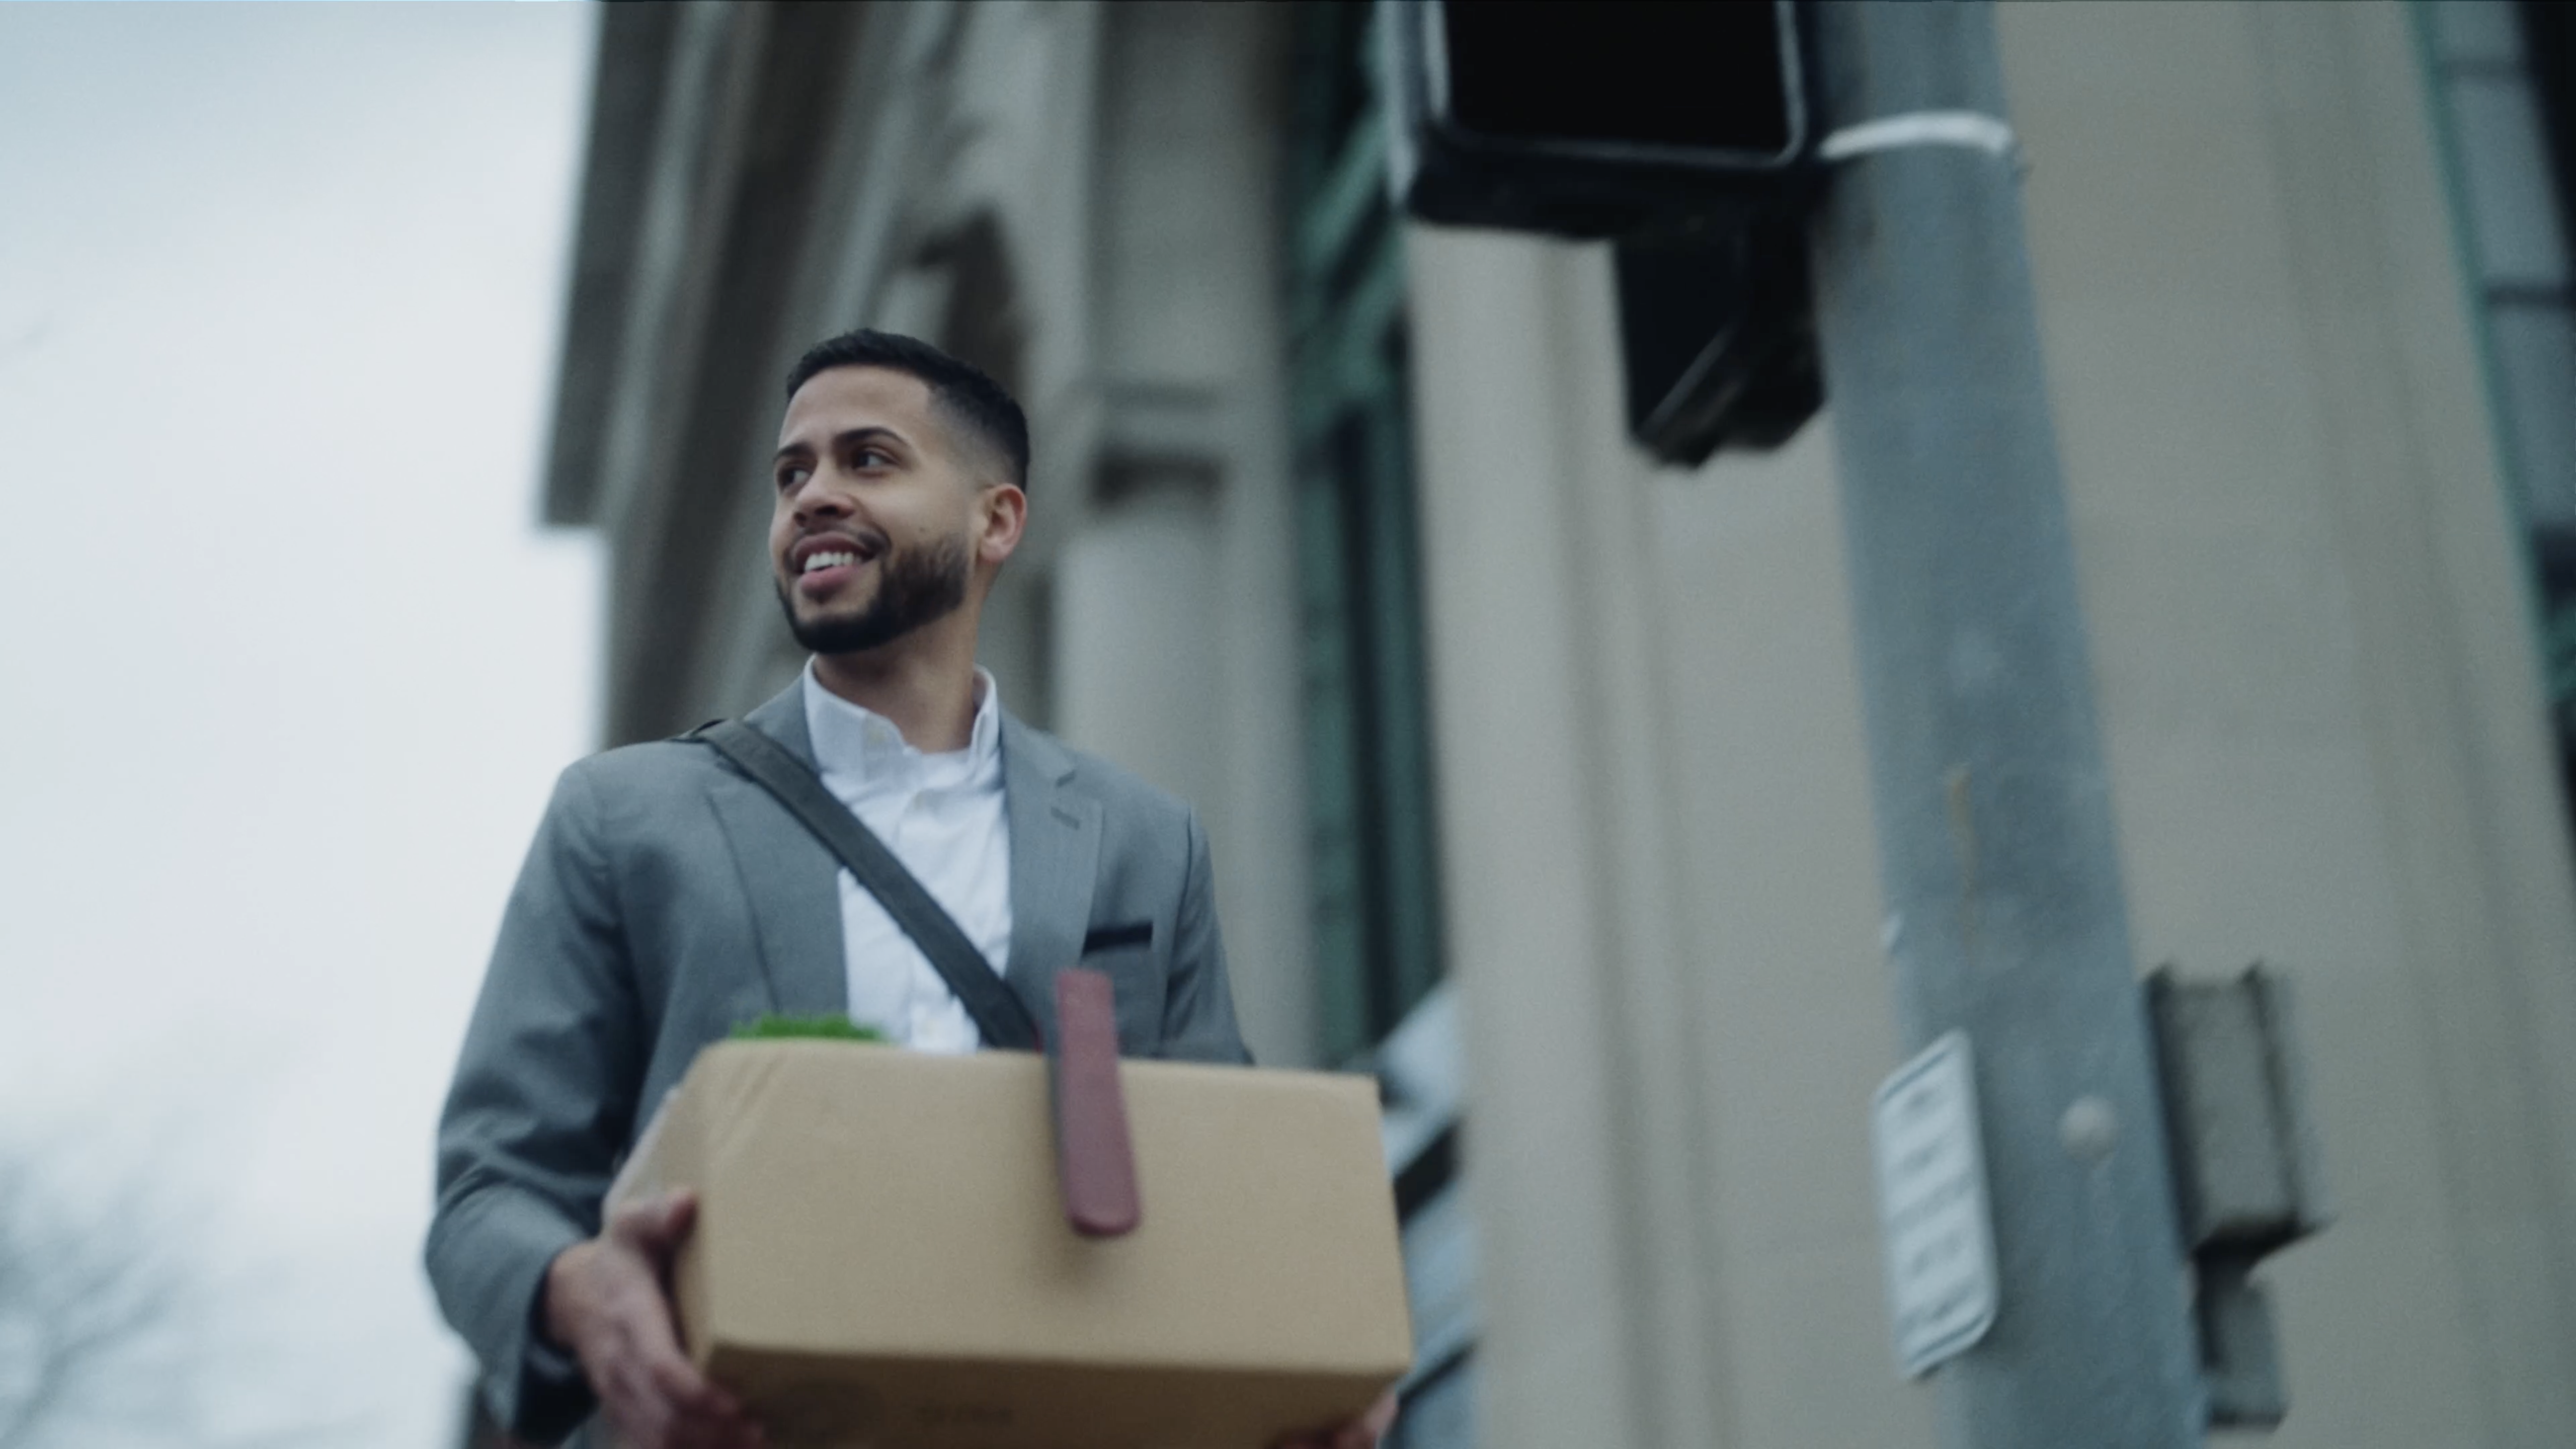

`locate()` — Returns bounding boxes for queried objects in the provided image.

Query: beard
[777,531,972,656]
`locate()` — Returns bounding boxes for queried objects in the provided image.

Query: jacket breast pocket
[1079,920,1164,1052]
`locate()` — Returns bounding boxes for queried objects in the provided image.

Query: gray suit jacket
[426,683,1251,1440]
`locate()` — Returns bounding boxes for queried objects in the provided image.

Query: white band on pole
[1818,110,2021,165]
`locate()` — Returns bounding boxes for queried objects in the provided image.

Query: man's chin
[790,610,897,657]
[782,596,938,657]
[788,593,865,633]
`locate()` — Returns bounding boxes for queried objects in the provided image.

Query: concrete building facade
[535,4,2576,1446]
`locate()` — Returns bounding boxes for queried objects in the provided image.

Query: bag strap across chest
[692,718,1043,1053]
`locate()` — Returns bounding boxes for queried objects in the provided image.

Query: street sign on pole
[1872,1032,2000,1378]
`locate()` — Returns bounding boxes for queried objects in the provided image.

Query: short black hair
[785,329,1031,490]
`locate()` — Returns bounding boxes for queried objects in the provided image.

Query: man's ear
[975,483,1028,569]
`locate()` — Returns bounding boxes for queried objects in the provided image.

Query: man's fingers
[1272,1396,1397,1449]
[612,1188,701,1255]
[654,1359,763,1449]
[601,1360,674,1444]
[609,1351,760,1449]
[596,1312,731,1436]
[673,1409,767,1449]
[647,1348,742,1416]
[1308,1382,1411,1443]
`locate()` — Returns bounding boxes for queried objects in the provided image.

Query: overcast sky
[0,4,598,1442]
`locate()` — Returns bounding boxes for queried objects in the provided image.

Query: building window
[1286,10,1471,1449]
[1285,0,1446,1067]
[2425,0,2576,833]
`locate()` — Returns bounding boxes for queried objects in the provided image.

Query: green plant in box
[728,1014,890,1043]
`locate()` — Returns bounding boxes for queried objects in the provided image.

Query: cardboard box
[607,1040,1413,1448]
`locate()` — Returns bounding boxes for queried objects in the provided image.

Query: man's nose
[789,468,853,522]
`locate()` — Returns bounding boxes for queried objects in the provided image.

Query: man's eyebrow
[773,425,908,465]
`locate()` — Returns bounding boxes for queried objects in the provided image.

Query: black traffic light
[1379,0,1809,238]
[1378,0,1822,460]
[1616,218,1819,465]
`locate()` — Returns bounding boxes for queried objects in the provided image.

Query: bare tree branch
[0,1145,198,1448]
[0,1139,355,1449]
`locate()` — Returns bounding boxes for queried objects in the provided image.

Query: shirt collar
[800,661,1002,788]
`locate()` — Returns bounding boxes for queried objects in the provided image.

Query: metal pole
[1805,3,2206,1445]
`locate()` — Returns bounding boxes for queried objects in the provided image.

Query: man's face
[768,365,1018,657]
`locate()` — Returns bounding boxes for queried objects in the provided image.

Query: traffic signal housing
[1379,0,1809,238]
[1379,0,1822,460]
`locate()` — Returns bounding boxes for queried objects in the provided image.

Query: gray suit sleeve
[425,763,645,1441]
[1157,809,1255,1065]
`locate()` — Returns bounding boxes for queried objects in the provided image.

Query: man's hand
[1273,1389,1399,1449]
[544,1190,765,1449]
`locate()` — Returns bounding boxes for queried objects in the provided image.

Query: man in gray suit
[429,332,1386,1449]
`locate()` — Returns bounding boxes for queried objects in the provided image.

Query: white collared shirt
[800,662,1012,1053]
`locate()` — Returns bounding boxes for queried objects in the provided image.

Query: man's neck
[811,632,981,753]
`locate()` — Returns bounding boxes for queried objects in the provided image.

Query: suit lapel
[701,687,1100,1043]
[1003,714,1100,1046]
[703,682,846,1019]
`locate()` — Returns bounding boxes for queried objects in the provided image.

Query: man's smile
[788,530,885,598]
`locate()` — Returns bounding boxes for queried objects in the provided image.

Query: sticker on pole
[1871,1030,1999,1378]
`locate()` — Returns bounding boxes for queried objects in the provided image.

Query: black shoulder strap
[694,718,1042,1053]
